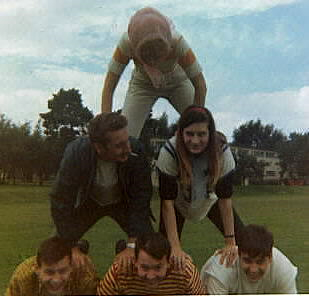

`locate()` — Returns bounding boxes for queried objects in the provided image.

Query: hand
[114,247,135,273]
[170,247,191,270]
[215,245,238,267]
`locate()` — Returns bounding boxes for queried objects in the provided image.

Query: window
[266,171,276,176]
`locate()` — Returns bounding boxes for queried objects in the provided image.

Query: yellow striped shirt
[97,257,207,295]
[5,256,99,296]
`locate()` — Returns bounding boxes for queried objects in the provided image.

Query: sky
[1,0,308,141]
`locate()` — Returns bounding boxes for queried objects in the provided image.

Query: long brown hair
[176,105,221,190]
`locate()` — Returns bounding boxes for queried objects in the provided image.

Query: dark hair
[37,236,73,267]
[88,112,128,145]
[238,224,274,258]
[135,232,171,261]
[176,105,220,188]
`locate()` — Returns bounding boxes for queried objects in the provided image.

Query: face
[36,256,72,295]
[95,127,131,162]
[240,252,272,282]
[182,122,209,155]
[135,250,169,287]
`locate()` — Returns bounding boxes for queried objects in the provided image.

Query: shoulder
[201,254,236,288]
[65,136,92,154]
[9,256,37,284]
[118,32,132,56]
[156,136,178,176]
[216,131,228,152]
[172,31,190,54]
[271,247,298,279]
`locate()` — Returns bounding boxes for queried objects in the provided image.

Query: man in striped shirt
[6,237,98,296]
[97,232,206,295]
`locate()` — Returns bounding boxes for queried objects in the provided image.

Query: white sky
[0,0,308,141]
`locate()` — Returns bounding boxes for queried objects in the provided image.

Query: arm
[186,259,208,295]
[177,36,207,106]
[5,278,22,296]
[190,72,207,106]
[159,171,188,269]
[97,264,120,295]
[215,145,238,266]
[101,71,121,112]
[218,198,237,262]
[101,39,130,112]
[50,139,88,242]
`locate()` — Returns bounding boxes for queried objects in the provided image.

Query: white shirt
[201,247,298,294]
[156,136,235,222]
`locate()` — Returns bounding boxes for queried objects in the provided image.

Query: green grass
[0,184,308,294]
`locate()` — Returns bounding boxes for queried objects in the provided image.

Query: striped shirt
[5,256,98,296]
[108,31,202,86]
[97,257,206,295]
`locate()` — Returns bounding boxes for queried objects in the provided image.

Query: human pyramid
[6,7,297,296]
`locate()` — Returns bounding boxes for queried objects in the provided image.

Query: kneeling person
[97,232,206,295]
[6,237,98,296]
[201,224,298,294]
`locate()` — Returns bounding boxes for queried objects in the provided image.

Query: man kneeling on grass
[6,236,98,296]
[97,232,207,295]
[201,224,298,294]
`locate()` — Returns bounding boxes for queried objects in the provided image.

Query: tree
[40,88,93,138]
[233,151,266,185]
[140,112,170,158]
[279,132,309,180]
[232,119,286,150]
[40,88,93,173]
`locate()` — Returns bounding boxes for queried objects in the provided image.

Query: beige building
[231,146,282,182]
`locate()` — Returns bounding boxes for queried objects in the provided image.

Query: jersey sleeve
[107,32,131,76]
[156,139,178,177]
[175,33,202,79]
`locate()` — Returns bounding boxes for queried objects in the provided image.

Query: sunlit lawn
[0,184,308,294]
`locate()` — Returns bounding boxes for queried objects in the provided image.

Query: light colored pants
[122,77,195,138]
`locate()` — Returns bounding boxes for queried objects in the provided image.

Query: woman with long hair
[157,105,244,268]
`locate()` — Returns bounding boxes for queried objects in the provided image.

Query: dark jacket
[50,136,153,242]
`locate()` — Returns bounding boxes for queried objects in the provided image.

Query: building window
[266,171,276,176]
[266,152,275,158]
[253,150,264,157]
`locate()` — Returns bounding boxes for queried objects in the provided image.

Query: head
[128,7,172,66]
[36,237,73,295]
[134,232,171,286]
[238,224,274,282]
[88,112,131,162]
[176,105,219,187]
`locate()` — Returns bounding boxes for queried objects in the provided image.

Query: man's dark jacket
[50,136,154,242]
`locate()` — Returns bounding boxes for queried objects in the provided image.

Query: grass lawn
[0,184,308,294]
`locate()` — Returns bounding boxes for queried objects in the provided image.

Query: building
[231,145,282,183]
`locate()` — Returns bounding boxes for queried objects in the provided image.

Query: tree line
[0,88,308,185]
